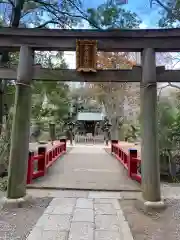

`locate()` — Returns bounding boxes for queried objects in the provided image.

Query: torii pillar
[6,45,33,200]
[140,48,164,208]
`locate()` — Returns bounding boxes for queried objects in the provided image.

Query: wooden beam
[157,70,180,82]
[0,28,180,51]
[0,65,139,82]
[1,65,180,82]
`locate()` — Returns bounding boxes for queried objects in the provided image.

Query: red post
[27,151,34,184]
[60,139,66,152]
[38,146,47,175]
[128,148,138,178]
[111,140,118,154]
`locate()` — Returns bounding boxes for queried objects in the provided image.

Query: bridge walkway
[28,143,140,191]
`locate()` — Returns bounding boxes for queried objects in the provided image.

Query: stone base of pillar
[135,198,166,214]
[0,194,34,209]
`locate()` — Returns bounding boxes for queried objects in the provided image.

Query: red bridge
[27,140,142,192]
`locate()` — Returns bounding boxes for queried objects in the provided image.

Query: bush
[0,176,8,191]
[158,99,180,178]
[122,123,140,142]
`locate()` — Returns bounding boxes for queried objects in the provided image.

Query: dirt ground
[0,197,52,240]
[120,199,180,240]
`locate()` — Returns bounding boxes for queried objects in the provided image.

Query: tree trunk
[49,123,56,142]
[105,101,124,141]
[0,0,25,136]
[110,117,119,140]
[0,80,3,135]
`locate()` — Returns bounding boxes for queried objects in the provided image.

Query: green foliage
[0,0,84,28]
[0,112,13,174]
[158,99,176,150]
[0,176,8,191]
[171,112,180,143]
[157,97,180,177]
[4,81,16,110]
[151,0,180,27]
[31,80,70,123]
[31,52,71,124]
[87,0,141,29]
[123,123,140,142]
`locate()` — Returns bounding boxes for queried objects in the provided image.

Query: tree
[87,0,141,29]
[156,95,180,177]
[31,52,71,130]
[150,0,180,27]
[0,0,97,136]
[81,1,142,140]
[0,0,89,28]
[88,52,140,140]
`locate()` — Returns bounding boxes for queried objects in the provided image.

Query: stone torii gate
[1,28,180,207]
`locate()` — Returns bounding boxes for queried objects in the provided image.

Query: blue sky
[82,0,161,28]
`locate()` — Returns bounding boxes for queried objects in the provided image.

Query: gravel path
[120,198,180,240]
[0,197,52,240]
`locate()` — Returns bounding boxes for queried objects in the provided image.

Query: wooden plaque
[76,40,97,72]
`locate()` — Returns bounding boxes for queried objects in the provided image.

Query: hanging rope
[140,82,157,89]
[16,82,32,88]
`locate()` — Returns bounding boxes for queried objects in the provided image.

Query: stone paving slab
[27,193,134,240]
[27,227,68,240]
[76,198,93,209]
[95,231,123,240]
[27,189,142,199]
[95,214,121,232]
[27,186,180,201]
[94,203,117,215]
[29,145,139,191]
[72,208,94,222]
[69,222,94,240]
[36,214,71,231]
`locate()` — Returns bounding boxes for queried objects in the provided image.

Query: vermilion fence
[111,140,141,183]
[27,139,66,184]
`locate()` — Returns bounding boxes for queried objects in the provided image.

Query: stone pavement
[27,190,135,240]
[26,184,180,240]
[29,144,140,191]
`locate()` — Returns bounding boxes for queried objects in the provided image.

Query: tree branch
[7,0,14,6]
[36,20,59,28]
[150,0,172,13]
[151,0,180,21]
[33,0,101,29]
[168,82,180,89]
[67,0,101,29]
[0,0,14,5]
[157,84,169,101]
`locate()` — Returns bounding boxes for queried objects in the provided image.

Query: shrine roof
[77,112,105,121]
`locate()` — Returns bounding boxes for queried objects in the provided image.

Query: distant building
[77,112,105,121]
[76,112,105,134]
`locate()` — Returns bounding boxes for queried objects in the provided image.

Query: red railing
[27,139,66,184]
[111,141,142,183]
